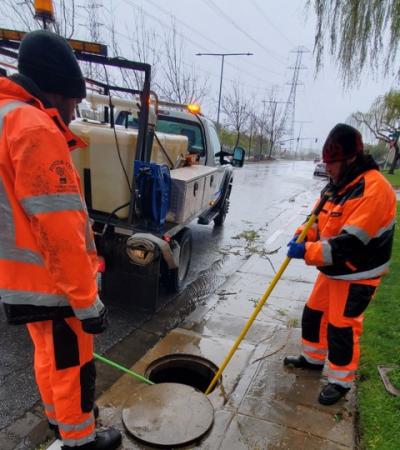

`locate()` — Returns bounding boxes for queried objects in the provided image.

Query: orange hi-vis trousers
[27,317,96,447]
[301,273,380,388]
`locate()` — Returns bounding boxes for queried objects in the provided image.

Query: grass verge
[357,204,400,449]
[382,169,400,188]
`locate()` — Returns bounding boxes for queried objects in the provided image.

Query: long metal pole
[205,192,332,395]
[216,55,225,128]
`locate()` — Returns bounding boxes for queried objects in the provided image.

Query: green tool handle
[93,352,154,385]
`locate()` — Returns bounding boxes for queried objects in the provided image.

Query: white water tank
[70,120,188,218]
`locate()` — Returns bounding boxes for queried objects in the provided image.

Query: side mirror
[232,147,245,167]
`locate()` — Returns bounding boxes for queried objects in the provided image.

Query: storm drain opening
[144,353,221,393]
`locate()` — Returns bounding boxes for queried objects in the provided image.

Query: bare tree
[108,6,160,93]
[351,91,400,174]
[262,91,287,159]
[158,23,209,104]
[246,111,257,159]
[222,82,251,147]
[1,0,77,38]
[52,0,76,38]
[255,102,269,160]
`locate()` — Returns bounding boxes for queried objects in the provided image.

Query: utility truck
[0,28,245,313]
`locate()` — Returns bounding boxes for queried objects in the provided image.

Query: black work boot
[318,383,350,405]
[283,355,324,371]
[61,427,122,449]
[50,404,100,440]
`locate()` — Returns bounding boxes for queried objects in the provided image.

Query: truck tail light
[98,256,106,273]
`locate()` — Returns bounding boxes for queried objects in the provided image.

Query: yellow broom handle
[204,212,318,395]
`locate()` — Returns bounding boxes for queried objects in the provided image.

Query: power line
[28,2,280,101]
[122,0,283,79]
[201,0,287,66]
[98,21,274,93]
[71,7,276,96]
[135,0,283,78]
[250,0,295,47]
[143,0,227,53]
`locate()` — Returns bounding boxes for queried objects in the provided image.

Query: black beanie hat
[322,123,364,163]
[18,30,86,99]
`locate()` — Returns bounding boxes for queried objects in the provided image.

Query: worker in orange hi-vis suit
[284,123,397,405]
[0,30,121,449]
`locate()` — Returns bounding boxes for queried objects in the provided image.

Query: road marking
[265,212,303,245]
[265,230,283,244]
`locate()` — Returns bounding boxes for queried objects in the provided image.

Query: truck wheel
[165,227,192,292]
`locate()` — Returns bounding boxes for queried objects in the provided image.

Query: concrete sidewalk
[88,249,356,449]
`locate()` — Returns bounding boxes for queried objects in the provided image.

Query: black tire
[164,227,192,292]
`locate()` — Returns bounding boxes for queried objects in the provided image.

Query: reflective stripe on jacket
[0,77,103,322]
[304,164,396,280]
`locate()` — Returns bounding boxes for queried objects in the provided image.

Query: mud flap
[102,236,161,313]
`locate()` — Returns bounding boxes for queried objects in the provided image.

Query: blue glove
[287,237,298,247]
[287,240,306,259]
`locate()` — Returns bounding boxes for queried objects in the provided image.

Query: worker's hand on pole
[287,240,306,259]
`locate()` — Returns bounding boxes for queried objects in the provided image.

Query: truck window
[156,116,205,157]
[115,111,139,129]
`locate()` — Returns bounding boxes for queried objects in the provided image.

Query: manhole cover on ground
[122,383,214,447]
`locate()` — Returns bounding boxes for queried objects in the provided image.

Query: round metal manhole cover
[122,382,214,447]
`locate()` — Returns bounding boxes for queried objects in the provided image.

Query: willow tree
[309,0,400,85]
[351,90,400,173]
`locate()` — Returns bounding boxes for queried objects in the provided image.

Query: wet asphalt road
[0,160,327,432]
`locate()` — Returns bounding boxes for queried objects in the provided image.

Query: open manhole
[144,353,221,393]
[122,354,219,447]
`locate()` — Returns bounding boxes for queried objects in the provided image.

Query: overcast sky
[1,0,396,151]
[107,0,396,150]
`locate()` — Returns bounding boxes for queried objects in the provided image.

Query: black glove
[81,307,109,334]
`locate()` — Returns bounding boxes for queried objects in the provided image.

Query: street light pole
[196,52,253,128]
[217,55,225,127]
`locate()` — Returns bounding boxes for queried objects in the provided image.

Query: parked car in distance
[313,162,328,177]
[313,157,321,163]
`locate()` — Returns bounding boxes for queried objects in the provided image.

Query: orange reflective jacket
[303,157,396,280]
[0,76,104,323]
